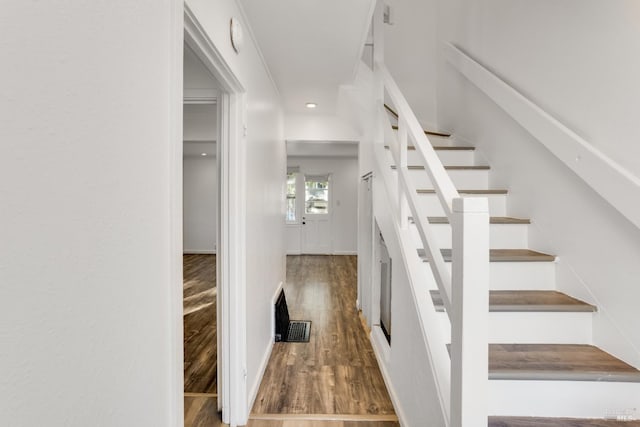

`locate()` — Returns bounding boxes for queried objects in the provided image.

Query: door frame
[172,5,248,426]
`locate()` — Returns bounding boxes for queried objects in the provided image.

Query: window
[304,175,329,214]
[286,171,297,222]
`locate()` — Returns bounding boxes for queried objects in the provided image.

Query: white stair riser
[417,193,507,216]
[489,262,556,290]
[426,134,456,146]
[425,262,557,290]
[405,149,476,166]
[407,168,489,190]
[489,380,640,419]
[409,222,528,249]
[437,312,593,344]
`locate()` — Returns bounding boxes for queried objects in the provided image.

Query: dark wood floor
[251,255,398,423]
[184,254,217,394]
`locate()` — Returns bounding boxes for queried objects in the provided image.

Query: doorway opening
[180,7,247,426]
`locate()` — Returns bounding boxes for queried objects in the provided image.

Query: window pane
[286,172,296,222]
[305,178,329,214]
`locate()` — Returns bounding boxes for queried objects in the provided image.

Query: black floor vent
[286,320,311,343]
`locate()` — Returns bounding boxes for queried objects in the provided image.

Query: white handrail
[446,42,640,231]
[372,50,489,426]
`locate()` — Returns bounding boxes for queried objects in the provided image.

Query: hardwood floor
[252,255,398,424]
[184,396,400,427]
[184,254,217,394]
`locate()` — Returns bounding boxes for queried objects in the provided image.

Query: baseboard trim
[183,250,216,254]
[286,250,301,255]
[370,327,408,427]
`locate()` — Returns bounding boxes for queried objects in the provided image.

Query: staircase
[381,108,640,425]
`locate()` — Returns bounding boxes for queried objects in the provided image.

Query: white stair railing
[370,3,490,425]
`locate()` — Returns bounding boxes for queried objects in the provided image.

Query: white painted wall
[184,103,217,141]
[437,0,640,367]
[285,113,360,141]
[183,103,217,254]
[185,0,287,417]
[383,0,438,129]
[183,156,217,253]
[0,1,180,426]
[286,156,359,255]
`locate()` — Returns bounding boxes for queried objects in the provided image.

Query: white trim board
[184,4,248,425]
[169,1,185,425]
[445,43,640,231]
[183,250,216,254]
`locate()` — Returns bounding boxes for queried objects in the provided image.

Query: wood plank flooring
[184,396,400,427]
[489,344,640,381]
[252,255,398,423]
[183,254,217,394]
[430,290,596,312]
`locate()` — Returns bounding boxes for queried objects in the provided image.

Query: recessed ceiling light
[305,102,317,109]
[201,153,208,156]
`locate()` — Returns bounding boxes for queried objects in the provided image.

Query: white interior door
[302,174,332,254]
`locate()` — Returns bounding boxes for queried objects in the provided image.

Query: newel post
[450,197,489,427]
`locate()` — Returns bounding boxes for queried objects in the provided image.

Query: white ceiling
[184,141,217,158]
[238,0,375,114]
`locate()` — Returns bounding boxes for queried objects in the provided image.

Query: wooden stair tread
[417,188,508,195]
[418,248,556,262]
[430,290,596,312]
[426,216,530,225]
[489,344,640,382]
[489,416,640,426]
[384,145,475,151]
[391,165,489,170]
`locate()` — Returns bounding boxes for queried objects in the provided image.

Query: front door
[302,174,332,254]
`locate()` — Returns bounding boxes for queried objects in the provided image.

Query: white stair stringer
[371,140,453,425]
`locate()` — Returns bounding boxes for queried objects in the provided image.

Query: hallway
[250,255,399,425]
